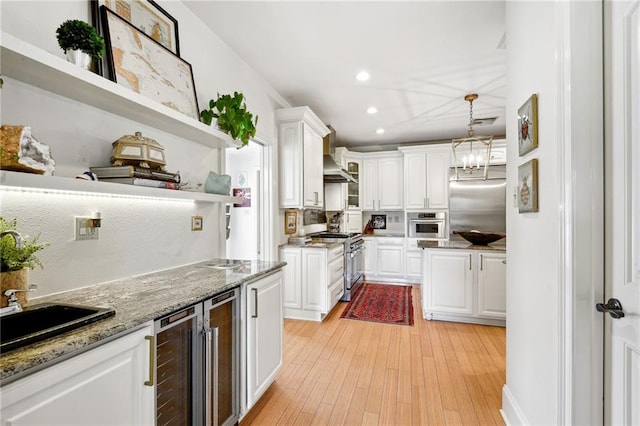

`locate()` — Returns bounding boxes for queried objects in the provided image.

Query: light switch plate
[75,217,99,240]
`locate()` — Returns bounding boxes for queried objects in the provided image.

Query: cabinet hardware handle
[213,327,220,426]
[480,254,484,270]
[469,254,472,270]
[204,327,213,425]
[502,259,507,264]
[423,198,426,208]
[427,197,430,207]
[144,335,154,386]
[252,288,258,318]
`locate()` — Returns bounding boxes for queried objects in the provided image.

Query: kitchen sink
[0,303,115,353]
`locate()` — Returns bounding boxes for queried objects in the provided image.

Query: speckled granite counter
[0,259,285,384]
[417,240,507,252]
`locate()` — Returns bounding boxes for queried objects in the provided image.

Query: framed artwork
[93,0,180,55]
[518,94,538,156]
[191,215,203,231]
[371,214,387,229]
[518,158,539,213]
[101,6,199,120]
[285,210,297,234]
[233,187,251,208]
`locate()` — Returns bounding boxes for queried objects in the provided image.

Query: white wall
[503,1,603,425]
[0,0,289,297]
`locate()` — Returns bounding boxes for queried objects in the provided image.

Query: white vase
[66,49,91,70]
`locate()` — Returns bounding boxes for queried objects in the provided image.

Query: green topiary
[0,217,50,273]
[56,19,105,60]
[200,92,258,147]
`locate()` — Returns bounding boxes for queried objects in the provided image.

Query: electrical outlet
[75,217,99,240]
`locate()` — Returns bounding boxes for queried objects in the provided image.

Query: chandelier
[451,94,493,180]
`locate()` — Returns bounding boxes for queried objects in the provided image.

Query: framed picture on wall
[518,158,539,213]
[101,6,199,120]
[92,0,180,55]
[285,210,297,234]
[518,94,538,156]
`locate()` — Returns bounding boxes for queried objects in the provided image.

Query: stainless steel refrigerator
[448,164,506,240]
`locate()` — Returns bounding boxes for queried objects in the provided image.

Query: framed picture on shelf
[92,0,180,55]
[101,6,199,120]
[285,210,297,234]
[518,158,539,213]
[518,94,538,156]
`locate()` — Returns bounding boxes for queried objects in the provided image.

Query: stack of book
[90,166,181,190]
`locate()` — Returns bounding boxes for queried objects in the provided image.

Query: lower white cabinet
[245,271,283,410]
[0,324,155,426]
[404,238,423,279]
[422,249,506,326]
[279,245,344,321]
[363,237,405,281]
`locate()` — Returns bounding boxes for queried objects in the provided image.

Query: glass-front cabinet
[346,160,360,210]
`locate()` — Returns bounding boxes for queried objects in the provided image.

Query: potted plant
[200,92,259,147]
[0,217,49,307]
[56,19,105,70]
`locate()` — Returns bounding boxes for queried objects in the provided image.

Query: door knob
[595,298,625,319]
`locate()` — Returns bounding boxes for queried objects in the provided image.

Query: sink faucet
[0,284,37,317]
[0,230,24,249]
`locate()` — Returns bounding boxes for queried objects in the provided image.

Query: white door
[362,159,378,210]
[604,1,640,423]
[378,156,403,210]
[403,153,427,210]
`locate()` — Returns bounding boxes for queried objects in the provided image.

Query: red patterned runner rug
[340,283,414,326]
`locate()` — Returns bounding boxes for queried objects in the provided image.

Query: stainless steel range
[310,232,364,301]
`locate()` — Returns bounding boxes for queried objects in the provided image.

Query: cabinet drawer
[328,246,343,263]
[328,256,344,284]
[376,237,404,246]
[328,278,345,308]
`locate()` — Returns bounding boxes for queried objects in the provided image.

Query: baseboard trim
[501,385,529,425]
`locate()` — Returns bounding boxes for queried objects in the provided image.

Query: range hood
[323,126,357,184]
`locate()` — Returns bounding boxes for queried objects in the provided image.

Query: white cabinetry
[363,237,405,281]
[422,249,506,326]
[404,238,423,280]
[279,245,344,321]
[277,107,329,209]
[0,324,154,425]
[245,271,283,409]
[343,211,363,233]
[399,146,451,210]
[362,154,403,210]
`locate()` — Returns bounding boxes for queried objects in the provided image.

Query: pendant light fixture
[451,94,493,180]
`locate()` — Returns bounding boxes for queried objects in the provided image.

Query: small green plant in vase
[200,92,258,147]
[56,19,105,69]
[0,217,49,307]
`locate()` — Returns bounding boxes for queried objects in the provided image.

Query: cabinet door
[280,248,302,309]
[246,272,283,409]
[377,243,405,277]
[404,153,428,210]
[344,211,362,233]
[476,252,506,319]
[363,239,376,276]
[362,159,378,210]
[423,250,473,315]
[378,157,403,210]
[279,122,303,208]
[345,159,361,210]
[301,249,327,311]
[405,250,423,279]
[303,125,323,208]
[0,325,154,426]
[324,182,344,211]
[425,151,450,209]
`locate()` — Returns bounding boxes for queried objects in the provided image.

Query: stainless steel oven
[408,212,446,239]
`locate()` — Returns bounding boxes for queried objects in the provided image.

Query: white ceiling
[184,1,507,151]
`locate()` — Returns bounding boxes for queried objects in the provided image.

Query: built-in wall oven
[154,288,239,426]
[407,212,447,239]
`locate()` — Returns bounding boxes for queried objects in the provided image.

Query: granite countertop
[417,240,507,252]
[362,233,406,238]
[0,259,285,384]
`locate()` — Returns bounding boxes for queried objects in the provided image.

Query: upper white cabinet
[0,324,155,426]
[362,154,403,210]
[399,145,451,210]
[277,107,329,209]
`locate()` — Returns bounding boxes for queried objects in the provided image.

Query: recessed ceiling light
[356,71,370,81]
[376,128,385,134]
[367,106,378,114]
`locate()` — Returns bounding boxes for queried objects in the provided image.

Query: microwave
[407,212,447,239]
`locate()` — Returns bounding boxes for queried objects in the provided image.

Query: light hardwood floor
[241,285,506,425]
